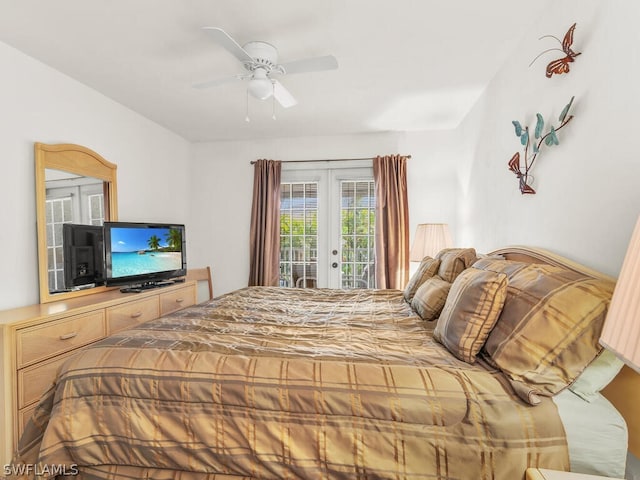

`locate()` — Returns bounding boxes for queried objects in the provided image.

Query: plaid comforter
[13,287,568,479]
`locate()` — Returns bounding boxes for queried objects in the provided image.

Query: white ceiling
[0,0,550,142]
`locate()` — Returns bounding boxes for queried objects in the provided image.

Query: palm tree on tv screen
[147,235,161,251]
[165,229,182,252]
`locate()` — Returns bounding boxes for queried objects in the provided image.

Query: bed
[10,247,630,479]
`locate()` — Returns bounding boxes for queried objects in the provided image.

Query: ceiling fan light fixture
[248,77,273,100]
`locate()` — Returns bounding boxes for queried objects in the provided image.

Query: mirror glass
[44,169,106,293]
[36,143,118,303]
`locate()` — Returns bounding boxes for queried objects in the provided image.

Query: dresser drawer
[18,404,37,440]
[17,310,106,367]
[159,284,196,315]
[107,297,159,334]
[18,351,75,409]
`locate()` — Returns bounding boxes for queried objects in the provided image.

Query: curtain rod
[249,155,411,165]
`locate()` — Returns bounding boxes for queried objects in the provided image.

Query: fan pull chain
[245,89,250,123]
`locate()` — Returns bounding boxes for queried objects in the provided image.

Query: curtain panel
[249,159,282,286]
[373,155,410,289]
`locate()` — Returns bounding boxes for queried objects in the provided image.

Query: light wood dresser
[0,281,197,465]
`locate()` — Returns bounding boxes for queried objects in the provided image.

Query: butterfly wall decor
[529,23,581,78]
[508,96,575,194]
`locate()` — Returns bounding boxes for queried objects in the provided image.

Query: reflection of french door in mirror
[279,166,376,289]
[44,180,105,291]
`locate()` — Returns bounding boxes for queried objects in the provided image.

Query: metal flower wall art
[530,23,581,78]
[508,96,575,194]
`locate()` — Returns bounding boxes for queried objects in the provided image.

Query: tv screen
[63,223,105,289]
[104,222,187,287]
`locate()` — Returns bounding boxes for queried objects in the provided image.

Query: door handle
[331,262,338,268]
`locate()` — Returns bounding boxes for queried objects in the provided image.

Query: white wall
[454,0,640,276]
[401,130,461,246]
[0,41,191,310]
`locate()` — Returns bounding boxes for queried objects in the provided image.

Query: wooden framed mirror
[35,143,118,303]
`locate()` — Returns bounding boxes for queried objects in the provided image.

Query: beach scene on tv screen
[110,227,182,278]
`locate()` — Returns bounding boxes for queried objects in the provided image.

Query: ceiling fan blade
[272,80,297,108]
[202,27,254,63]
[278,55,338,75]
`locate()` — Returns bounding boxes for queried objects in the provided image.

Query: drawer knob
[59,332,78,340]
[175,298,184,303]
[131,311,143,318]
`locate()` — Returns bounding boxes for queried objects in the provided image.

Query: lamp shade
[600,216,640,372]
[409,223,453,262]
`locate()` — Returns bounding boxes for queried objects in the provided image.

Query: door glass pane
[89,193,105,225]
[280,182,318,288]
[340,180,376,289]
[45,196,72,291]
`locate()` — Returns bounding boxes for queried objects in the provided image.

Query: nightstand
[525,468,624,480]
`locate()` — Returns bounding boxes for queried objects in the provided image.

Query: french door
[280,166,376,289]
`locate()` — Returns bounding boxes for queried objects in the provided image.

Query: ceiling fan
[193,27,338,109]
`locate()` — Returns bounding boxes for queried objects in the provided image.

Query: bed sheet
[554,388,627,478]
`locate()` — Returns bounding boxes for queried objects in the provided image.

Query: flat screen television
[103,221,187,288]
[63,223,105,289]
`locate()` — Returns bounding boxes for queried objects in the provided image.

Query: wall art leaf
[534,114,544,139]
[559,96,575,122]
[512,120,523,137]
[544,127,559,146]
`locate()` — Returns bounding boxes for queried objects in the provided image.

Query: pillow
[403,257,440,302]
[569,349,624,402]
[436,248,477,283]
[433,268,508,363]
[473,258,615,405]
[411,276,451,321]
